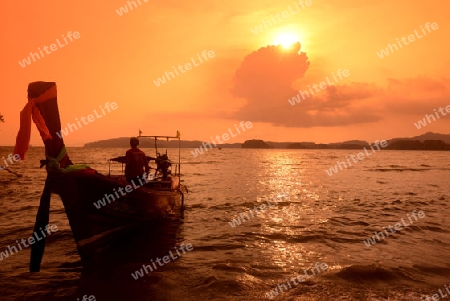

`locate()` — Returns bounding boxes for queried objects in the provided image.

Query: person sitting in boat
[155,152,171,180]
[125,137,150,183]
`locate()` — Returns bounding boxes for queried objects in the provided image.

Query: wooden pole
[27,82,71,272]
[29,176,52,272]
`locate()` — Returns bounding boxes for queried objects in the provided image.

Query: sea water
[0,147,449,300]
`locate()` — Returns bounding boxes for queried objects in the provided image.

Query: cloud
[232,42,310,100]
[229,43,450,128]
[230,43,383,127]
[384,76,450,115]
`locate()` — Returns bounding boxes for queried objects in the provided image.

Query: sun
[274,33,299,49]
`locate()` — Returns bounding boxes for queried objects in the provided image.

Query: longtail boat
[14,82,186,271]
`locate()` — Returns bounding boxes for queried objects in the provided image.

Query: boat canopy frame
[108,131,182,180]
[138,130,181,178]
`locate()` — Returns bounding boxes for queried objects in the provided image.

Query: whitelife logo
[414,105,450,129]
[250,0,312,35]
[228,194,290,228]
[0,224,58,262]
[131,243,194,280]
[56,102,118,138]
[266,262,328,299]
[421,283,450,301]
[18,31,81,68]
[376,22,438,58]
[287,69,350,106]
[93,173,151,209]
[115,0,149,16]
[362,210,425,247]
[325,140,388,176]
[0,153,21,171]
[191,121,253,157]
[153,50,215,87]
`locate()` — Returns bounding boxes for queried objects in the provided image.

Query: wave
[333,264,414,282]
[368,168,430,172]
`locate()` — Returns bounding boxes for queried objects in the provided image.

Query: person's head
[130,137,139,148]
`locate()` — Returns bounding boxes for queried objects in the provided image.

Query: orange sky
[1,0,450,146]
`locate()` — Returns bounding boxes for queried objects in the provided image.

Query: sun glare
[274,33,299,49]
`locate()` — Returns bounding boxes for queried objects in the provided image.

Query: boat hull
[50,172,184,264]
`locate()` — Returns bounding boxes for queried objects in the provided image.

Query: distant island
[84,132,450,150]
[242,140,271,149]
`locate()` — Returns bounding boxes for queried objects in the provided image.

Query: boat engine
[155,152,171,180]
